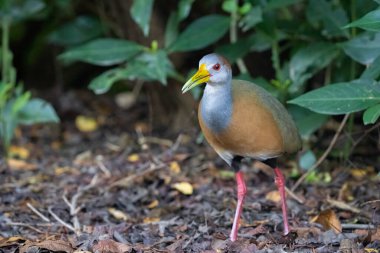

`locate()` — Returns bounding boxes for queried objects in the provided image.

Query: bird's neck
[200,80,233,133]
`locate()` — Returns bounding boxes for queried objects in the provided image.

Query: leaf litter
[0,90,379,252]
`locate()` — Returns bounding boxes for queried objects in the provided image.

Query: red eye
[212,63,221,71]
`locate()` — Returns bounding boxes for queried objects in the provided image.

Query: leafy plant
[0,0,59,155]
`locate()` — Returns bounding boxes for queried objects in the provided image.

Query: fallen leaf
[75,115,98,132]
[127,154,140,162]
[266,190,281,203]
[7,158,37,171]
[92,239,131,253]
[143,217,160,223]
[310,209,342,234]
[54,166,77,176]
[172,182,193,195]
[219,169,235,179]
[169,161,181,174]
[147,199,159,209]
[0,236,26,247]
[20,239,74,253]
[350,168,368,180]
[108,208,129,221]
[355,229,380,242]
[9,145,30,159]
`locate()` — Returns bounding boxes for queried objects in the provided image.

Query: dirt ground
[0,90,379,253]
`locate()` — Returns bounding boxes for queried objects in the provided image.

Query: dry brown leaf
[9,145,30,159]
[172,182,193,195]
[265,190,281,203]
[0,236,26,247]
[20,239,74,253]
[355,229,380,242]
[143,217,160,223]
[127,154,140,162]
[169,161,181,174]
[108,207,129,221]
[7,158,37,171]
[310,209,342,234]
[147,199,159,209]
[92,239,131,253]
[75,115,98,132]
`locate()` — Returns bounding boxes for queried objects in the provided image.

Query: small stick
[27,202,51,222]
[285,187,304,204]
[341,223,376,230]
[292,114,350,192]
[96,156,111,177]
[48,206,75,232]
[5,222,44,234]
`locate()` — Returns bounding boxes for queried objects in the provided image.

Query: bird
[182,53,302,242]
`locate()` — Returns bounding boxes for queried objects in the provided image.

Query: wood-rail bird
[182,53,302,242]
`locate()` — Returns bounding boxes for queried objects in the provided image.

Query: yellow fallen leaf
[169,161,181,174]
[9,145,29,159]
[310,209,342,234]
[173,182,193,195]
[7,159,37,171]
[265,190,281,203]
[143,217,160,223]
[108,208,129,221]
[127,154,139,162]
[75,115,98,132]
[147,199,159,209]
[54,166,75,176]
[350,168,367,180]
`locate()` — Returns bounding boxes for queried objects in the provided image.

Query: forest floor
[0,90,379,253]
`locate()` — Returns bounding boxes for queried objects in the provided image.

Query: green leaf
[360,55,380,80]
[0,0,45,22]
[341,32,380,65]
[89,68,130,94]
[288,79,380,114]
[18,98,59,125]
[222,0,238,13]
[59,38,143,66]
[168,15,230,52]
[48,16,103,46]
[343,9,380,32]
[306,0,349,38]
[289,42,339,92]
[11,91,31,116]
[130,0,154,36]
[289,105,329,138]
[239,6,262,32]
[363,103,380,124]
[215,35,255,63]
[178,0,194,20]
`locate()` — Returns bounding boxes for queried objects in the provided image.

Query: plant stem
[229,0,248,74]
[271,39,283,81]
[2,20,10,84]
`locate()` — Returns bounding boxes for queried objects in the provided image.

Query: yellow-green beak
[182,64,210,94]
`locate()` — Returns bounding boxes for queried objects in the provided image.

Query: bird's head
[182,53,232,94]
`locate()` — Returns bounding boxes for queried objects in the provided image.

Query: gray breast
[200,84,233,133]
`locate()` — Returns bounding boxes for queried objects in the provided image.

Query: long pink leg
[273,167,290,235]
[230,171,247,241]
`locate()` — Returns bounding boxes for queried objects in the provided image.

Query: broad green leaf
[299,150,317,171]
[288,105,329,138]
[59,38,143,66]
[289,42,339,92]
[360,55,380,80]
[49,16,103,46]
[11,91,30,116]
[130,0,154,36]
[165,13,180,48]
[168,15,230,52]
[341,32,380,65]
[89,68,130,94]
[239,6,262,32]
[0,0,45,22]
[288,79,380,114]
[215,35,255,63]
[363,103,380,124]
[178,0,194,20]
[18,98,59,124]
[343,9,380,32]
[306,0,349,38]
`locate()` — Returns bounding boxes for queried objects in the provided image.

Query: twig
[95,156,111,177]
[361,199,380,206]
[327,198,361,213]
[341,223,376,230]
[5,222,45,234]
[26,202,51,222]
[48,206,75,232]
[349,121,380,155]
[292,114,350,192]
[285,187,304,204]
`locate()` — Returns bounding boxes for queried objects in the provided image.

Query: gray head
[182,53,232,93]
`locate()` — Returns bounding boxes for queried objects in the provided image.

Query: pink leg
[274,167,290,235]
[230,171,247,241]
